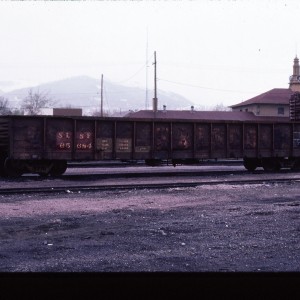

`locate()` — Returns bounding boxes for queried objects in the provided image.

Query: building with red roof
[230,57,300,117]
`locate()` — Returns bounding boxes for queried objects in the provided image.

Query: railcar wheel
[49,161,67,176]
[291,159,300,171]
[0,156,6,176]
[262,158,281,172]
[3,158,23,177]
[243,158,258,171]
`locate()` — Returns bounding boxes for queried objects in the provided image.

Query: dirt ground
[0,181,300,273]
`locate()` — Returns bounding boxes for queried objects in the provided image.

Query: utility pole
[100,74,103,117]
[145,28,149,110]
[153,51,158,113]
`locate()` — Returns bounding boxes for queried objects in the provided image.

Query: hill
[2,76,194,115]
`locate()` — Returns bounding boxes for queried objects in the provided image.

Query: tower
[289,56,300,92]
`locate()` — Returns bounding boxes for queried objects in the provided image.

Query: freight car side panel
[135,122,152,159]
[11,118,44,159]
[154,123,170,159]
[172,123,193,159]
[243,123,295,158]
[211,124,226,158]
[293,124,300,156]
[46,118,96,160]
[0,118,9,157]
[116,121,133,160]
[195,124,210,158]
[45,118,73,160]
[258,124,272,157]
[228,124,243,158]
[96,121,114,160]
[274,124,291,157]
[74,120,95,160]
[244,124,257,158]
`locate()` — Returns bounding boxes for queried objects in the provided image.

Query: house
[230,88,293,117]
[230,57,300,117]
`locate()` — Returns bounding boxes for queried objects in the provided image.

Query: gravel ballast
[1,181,300,272]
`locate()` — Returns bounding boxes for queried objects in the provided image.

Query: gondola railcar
[0,112,300,177]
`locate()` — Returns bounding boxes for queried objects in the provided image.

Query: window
[278,107,284,115]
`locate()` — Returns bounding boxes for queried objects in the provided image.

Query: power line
[157,78,256,94]
[115,63,148,84]
[115,53,155,84]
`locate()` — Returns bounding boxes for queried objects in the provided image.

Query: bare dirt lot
[1,181,300,272]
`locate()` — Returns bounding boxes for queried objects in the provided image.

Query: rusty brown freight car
[0,114,300,176]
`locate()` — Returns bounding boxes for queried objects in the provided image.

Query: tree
[21,89,55,115]
[91,108,109,117]
[0,96,12,115]
[212,103,231,111]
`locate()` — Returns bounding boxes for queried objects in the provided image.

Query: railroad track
[67,159,244,168]
[61,168,249,180]
[1,173,299,195]
[0,165,250,182]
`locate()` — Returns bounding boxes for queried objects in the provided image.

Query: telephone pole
[153,51,158,113]
[100,74,103,117]
[145,28,149,110]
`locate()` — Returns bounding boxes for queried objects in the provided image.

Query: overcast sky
[0,0,300,108]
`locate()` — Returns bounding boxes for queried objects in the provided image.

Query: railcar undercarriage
[0,158,67,177]
[243,157,300,172]
[1,156,300,178]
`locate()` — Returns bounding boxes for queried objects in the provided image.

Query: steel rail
[0,168,250,180]
[0,177,299,195]
[61,169,249,180]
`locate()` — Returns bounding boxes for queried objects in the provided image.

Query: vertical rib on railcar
[0,117,9,158]
[0,117,9,147]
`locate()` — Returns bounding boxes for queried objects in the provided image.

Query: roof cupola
[289,56,300,92]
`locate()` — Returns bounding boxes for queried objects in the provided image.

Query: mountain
[2,76,194,115]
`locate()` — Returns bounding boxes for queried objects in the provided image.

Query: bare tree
[91,108,109,117]
[21,89,55,115]
[0,96,12,115]
[212,103,231,111]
